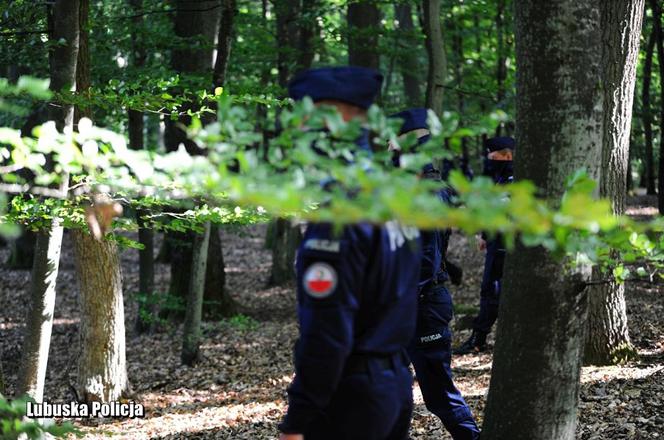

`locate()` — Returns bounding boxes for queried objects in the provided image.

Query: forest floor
[1,195,663,439]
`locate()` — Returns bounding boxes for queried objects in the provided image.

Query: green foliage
[221,314,259,332]
[0,395,78,439]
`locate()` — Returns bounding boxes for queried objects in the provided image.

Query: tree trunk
[395,3,422,107]
[18,226,65,402]
[18,0,79,402]
[47,0,79,128]
[495,0,507,136]
[482,1,603,438]
[269,218,301,286]
[204,225,236,317]
[585,0,643,366]
[423,0,446,117]
[213,0,237,88]
[347,1,380,69]
[7,230,36,269]
[182,222,211,365]
[642,15,656,195]
[165,1,221,318]
[73,230,129,402]
[297,0,318,73]
[652,0,664,213]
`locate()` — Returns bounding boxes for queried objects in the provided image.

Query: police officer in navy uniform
[278,67,422,440]
[455,136,515,355]
[390,108,480,440]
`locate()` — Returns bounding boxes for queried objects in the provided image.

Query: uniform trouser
[408,285,480,440]
[472,245,506,335]
[305,354,414,440]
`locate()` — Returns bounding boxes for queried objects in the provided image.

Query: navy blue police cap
[288,66,383,109]
[485,136,515,152]
[390,108,429,135]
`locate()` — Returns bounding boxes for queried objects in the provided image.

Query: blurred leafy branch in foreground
[0,77,662,283]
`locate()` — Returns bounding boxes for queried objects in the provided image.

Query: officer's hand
[477,235,487,251]
[279,434,304,440]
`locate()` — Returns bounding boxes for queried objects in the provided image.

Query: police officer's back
[278,67,422,440]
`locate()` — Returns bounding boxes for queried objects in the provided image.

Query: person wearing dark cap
[454,136,515,355]
[278,67,422,440]
[389,108,480,440]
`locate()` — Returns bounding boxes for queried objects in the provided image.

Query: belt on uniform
[343,351,407,375]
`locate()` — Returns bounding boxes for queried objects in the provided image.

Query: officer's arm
[278,224,366,435]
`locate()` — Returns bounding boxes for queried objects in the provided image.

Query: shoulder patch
[303,239,341,253]
[303,262,338,298]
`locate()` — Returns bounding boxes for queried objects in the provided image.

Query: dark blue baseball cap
[390,108,429,135]
[485,136,515,152]
[288,66,383,110]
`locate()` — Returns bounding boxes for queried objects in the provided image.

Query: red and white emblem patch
[303,262,338,298]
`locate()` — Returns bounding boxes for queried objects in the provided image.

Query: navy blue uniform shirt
[280,221,421,433]
[418,189,452,289]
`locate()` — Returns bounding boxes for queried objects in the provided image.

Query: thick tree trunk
[182,222,211,365]
[204,225,235,317]
[73,230,129,402]
[213,0,237,88]
[652,0,664,214]
[7,230,36,269]
[395,3,422,107]
[585,0,643,366]
[18,226,64,402]
[347,1,380,69]
[642,18,656,195]
[165,1,221,318]
[269,218,301,286]
[18,0,79,403]
[423,0,446,117]
[482,1,603,438]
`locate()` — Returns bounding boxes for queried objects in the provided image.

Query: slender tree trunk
[18,0,79,402]
[73,230,129,402]
[347,1,380,69]
[642,19,656,195]
[395,3,422,107]
[482,1,603,438]
[652,0,664,213]
[585,0,643,366]
[423,0,446,117]
[18,226,65,402]
[495,0,507,135]
[297,0,318,73]
[182,222,211,365]
[126,0,155,334]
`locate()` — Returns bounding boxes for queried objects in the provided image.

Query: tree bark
[204,225,236,317]
[73,230,129,402]
[182,221,211,365]
[18,0,79,402]
[18,226,65,402]
[7,230,36,269]
[423,0,446,117]
[585,0,643,366]
[47,0,79,128]
[482,1,603,438]
[213,0,237,88]
[347,1,380,69]
[395,3,422,107]
[652,0,664,213]
[269,218,301,286]
[642,15,656,195]
[164,1,222,320]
